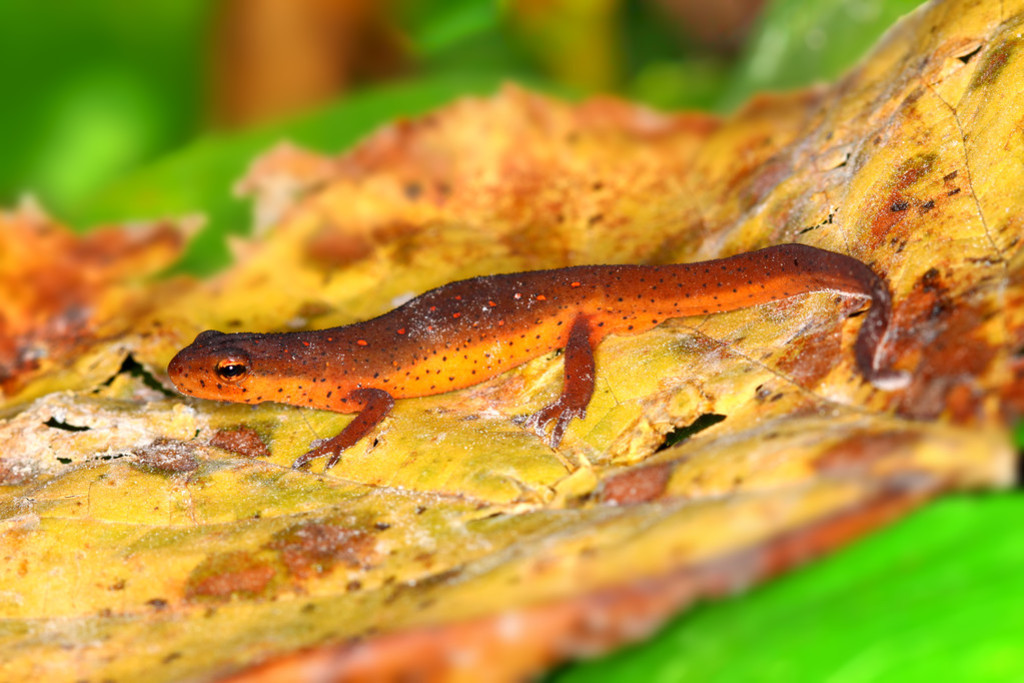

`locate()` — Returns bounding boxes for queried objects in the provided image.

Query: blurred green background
[0,0,924,274]
[3,1,1020,681]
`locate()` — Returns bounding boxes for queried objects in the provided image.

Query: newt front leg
[292,387,394,470]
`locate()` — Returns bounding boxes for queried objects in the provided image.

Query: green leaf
[401,0,504,56]
[552,495,1024,682]
[719,0,927,110]
[0,0,210,212]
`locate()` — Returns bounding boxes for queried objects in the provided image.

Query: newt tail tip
[868,368,911,391]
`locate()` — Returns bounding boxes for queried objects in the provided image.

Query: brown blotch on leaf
[867,151,937,244]
[381,567,464,608]
[306,218,421,269]
[296,300,335,319]
[815,432,921,474]
[268,521,376,580]
[131,438,199,473]
[969,37,1020,90]
[999,355,1024,421]
[209,427,270,459]
[599,462,673,505]
[185,551,277,602]
[738,156,793,213]
[775,325,843,387]
[944,383,985,423]
[0,211,187,394]
[305,220,374,267]
[895,289,997,421]
[0,458,32,485]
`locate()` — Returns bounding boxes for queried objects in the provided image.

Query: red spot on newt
[168,244,906,471]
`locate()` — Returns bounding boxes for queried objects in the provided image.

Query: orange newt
[168,244,906,469]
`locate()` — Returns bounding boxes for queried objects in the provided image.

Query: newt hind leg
[292,388,394,471]
[518,314,596,448]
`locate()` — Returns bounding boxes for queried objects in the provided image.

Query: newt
[168,243,907,470]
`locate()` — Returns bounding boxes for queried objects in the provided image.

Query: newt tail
[168,244,907,470]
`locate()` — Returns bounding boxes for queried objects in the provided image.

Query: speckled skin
[168,244,904,467]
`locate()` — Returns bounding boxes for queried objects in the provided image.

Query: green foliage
[0,0,211,214]
[721,0,927,110]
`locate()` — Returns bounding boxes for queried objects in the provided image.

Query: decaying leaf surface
[1,0,1022,681]
[0,203,191,407]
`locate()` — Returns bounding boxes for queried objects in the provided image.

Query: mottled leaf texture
[1,1,1020,681]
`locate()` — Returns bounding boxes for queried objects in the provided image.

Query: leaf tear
[99,354,173,396]
[43,417,90,433]
[659,413,726,450]
[956,44,983,64]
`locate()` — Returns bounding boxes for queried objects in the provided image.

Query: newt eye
[215,357,249,381]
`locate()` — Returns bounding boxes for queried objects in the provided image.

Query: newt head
[168,329,258,404]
